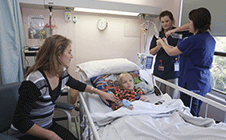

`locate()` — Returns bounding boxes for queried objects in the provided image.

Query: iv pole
[48,6,53,35]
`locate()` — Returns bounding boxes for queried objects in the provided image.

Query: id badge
[174,62,179,71]
[158,65,164,71]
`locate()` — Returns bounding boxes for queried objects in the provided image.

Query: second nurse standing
[149,10,191,99]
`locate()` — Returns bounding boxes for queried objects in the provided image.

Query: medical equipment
[48,6,53,35]
[137,53,154,69]
[65,7,71,21]
[28,15,46,49]
[43,6,58,37]
[139,17,160,54]
[171,33,183,39]
[150,21,159,39]
[75,58,226,140]
[150,20,183,39]
[28,15,46,40]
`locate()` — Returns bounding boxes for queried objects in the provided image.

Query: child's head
[118,72,134,91]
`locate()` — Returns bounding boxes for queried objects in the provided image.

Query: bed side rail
[79,92,100,140]
[154,76,226,122]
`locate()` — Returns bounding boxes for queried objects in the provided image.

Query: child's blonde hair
[118,72,133,86]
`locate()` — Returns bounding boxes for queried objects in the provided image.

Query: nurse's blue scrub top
[150,28,191,80]
[177,32,216,95]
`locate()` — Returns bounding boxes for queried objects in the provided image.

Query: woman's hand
[162,38,169,45]
[156,38,168,46]
[140,95,150,102]
[156,38,164,46]
[98,90,118,105]
[156,39,162,49]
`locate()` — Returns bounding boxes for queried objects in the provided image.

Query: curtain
[0,0,24,85]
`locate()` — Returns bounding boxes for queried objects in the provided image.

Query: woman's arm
[26,124,62,140]
[13,81,62,140]
[149,35,161,55]
[66,75,117,105]
[157,38,182,56]
[165,23,190,38]
[149,45,162,55]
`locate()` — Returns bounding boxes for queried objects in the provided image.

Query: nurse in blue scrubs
[149,10,191,99]
[157,7,216,116]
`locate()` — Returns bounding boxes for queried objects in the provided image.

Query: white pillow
[76,58,141,81]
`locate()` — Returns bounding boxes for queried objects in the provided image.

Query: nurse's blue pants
[180,92,203,116]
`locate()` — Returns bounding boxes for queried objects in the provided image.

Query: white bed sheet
[85,99,226,140]
[81,91,164,140]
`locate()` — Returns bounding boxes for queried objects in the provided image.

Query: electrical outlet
[72,15,77,24]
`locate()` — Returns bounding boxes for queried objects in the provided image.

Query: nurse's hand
[157,38,168,46]
[156,38,164,46]
[165,29,176,38]
[97,90,118,105]
[162,38,169,45]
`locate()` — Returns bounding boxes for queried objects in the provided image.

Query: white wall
[20,0,181,78]
[100,0,182,26]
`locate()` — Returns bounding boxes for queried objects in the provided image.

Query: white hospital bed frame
[78,75,226,140]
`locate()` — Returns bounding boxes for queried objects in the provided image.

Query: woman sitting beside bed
[10,34,117,140]
[111,72,150,110]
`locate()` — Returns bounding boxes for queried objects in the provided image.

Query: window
[210,36,226,92]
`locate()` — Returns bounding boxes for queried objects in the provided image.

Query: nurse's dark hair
[189,7,211,34]
[25,34,71,78]
[159,10,175,32]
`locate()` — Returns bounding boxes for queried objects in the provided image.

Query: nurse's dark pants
[180,92,203,116]
[180,83,203,116]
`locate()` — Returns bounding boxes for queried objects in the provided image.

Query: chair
[55,101,75,132]
[0,82,78,139]
[54,88,80,139]
[0,82,21,140]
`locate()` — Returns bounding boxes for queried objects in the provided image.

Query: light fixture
[38,0,161,17]
[71,0,161,17]
[74,7,139,16]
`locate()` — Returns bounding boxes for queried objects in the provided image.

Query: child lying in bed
[111,72,150,110]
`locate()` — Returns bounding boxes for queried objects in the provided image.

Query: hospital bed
[76,58,226,140]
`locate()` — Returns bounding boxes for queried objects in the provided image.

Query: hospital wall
[20,0,181,78]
